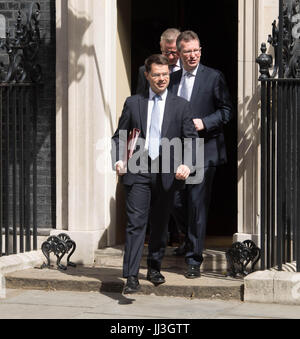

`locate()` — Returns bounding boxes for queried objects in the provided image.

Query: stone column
[56,0,69,232]
[55,0,118,264]
[236,0,278,245]
[115,0,132,245]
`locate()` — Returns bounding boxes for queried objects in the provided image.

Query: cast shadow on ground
[59,265,140,305]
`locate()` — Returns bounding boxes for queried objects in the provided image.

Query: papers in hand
[123,128,141,163]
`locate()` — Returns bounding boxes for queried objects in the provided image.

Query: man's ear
[144,72,149,80]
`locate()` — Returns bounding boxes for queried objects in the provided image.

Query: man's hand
[175,165,191,180]
[115,160,127,176]
[193,119,205,131]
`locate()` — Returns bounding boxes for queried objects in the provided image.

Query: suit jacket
[112,91,198,191]
[135,65,148,95]
[169,64,232,167]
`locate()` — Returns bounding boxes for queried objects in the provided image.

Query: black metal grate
[0,3,42,256]
[0,84,38,256]
[260,79,300,271]
[257,0,300,271]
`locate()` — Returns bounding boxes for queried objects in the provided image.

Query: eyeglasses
[182,49,201,56]
[162,51,177,56]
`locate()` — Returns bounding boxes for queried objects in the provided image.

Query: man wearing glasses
[112,54,198,294]
[169,30,233,279]
[135,28,184,249]
[135,28,181,94]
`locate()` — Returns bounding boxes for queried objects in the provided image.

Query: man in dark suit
[169,31,233,279]
[112,54,198,294]
[136,28,184,247]
[135,28,181,94]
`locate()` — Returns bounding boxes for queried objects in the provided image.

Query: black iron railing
[0,3,41,256]
[260,78,300,271]
[257,0,300,271]
[0,84,38,256]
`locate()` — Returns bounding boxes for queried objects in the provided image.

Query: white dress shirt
[145,88,168,150]
[115,88,168,169]
[169,59,181,73]
[177,64,199,102]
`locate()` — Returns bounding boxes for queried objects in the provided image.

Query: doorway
[131,0,238,238]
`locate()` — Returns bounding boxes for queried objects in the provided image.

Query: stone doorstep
[94,246,228,272]
[244,270,300,305]
[5,250,300,304]
[0,251,44,275]
[4,266,244,301]
[1,247,243,301]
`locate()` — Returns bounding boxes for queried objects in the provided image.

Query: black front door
[131,0,238,236]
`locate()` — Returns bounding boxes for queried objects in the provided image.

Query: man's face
[161,40,179,66]
[145,63,170,94]
[179,39,201,72]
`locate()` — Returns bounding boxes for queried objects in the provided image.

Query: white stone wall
[55,0,119,264]
[236,0,278,246]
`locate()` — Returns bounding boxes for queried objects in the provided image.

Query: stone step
[94,246,228,272]
[4,266,244,301]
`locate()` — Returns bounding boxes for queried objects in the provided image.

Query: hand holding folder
[116,128,141,176]
[123,128,141,164]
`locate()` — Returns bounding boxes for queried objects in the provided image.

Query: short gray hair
[160,28,181,44]
[176,30,201,52]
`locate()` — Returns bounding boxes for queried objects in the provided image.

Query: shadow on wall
[237,85,261,231]
[236,37,277,233]
[56,1,126,246]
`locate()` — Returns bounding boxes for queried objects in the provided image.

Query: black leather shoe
[123,276,140,294]
[184,265,201,279]
[147,269,166,285]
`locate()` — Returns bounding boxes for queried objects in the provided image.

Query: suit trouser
[123,174,175,278]
[173,166,216,266]
[172,188,188,235]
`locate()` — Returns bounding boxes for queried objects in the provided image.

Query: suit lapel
[190,64,205,103]
[139,92,149,137]
[139,91,174,138]
[170,69,182,95]
[161,93,174,138]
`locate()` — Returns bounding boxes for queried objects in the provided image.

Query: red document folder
[123,128,141,163]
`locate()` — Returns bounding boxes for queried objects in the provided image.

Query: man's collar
[149,88,168,100]
[183,63,199,76]
[169,60,181,73]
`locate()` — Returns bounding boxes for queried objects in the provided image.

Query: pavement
[2,245,300,321]
[1,288,300,320]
